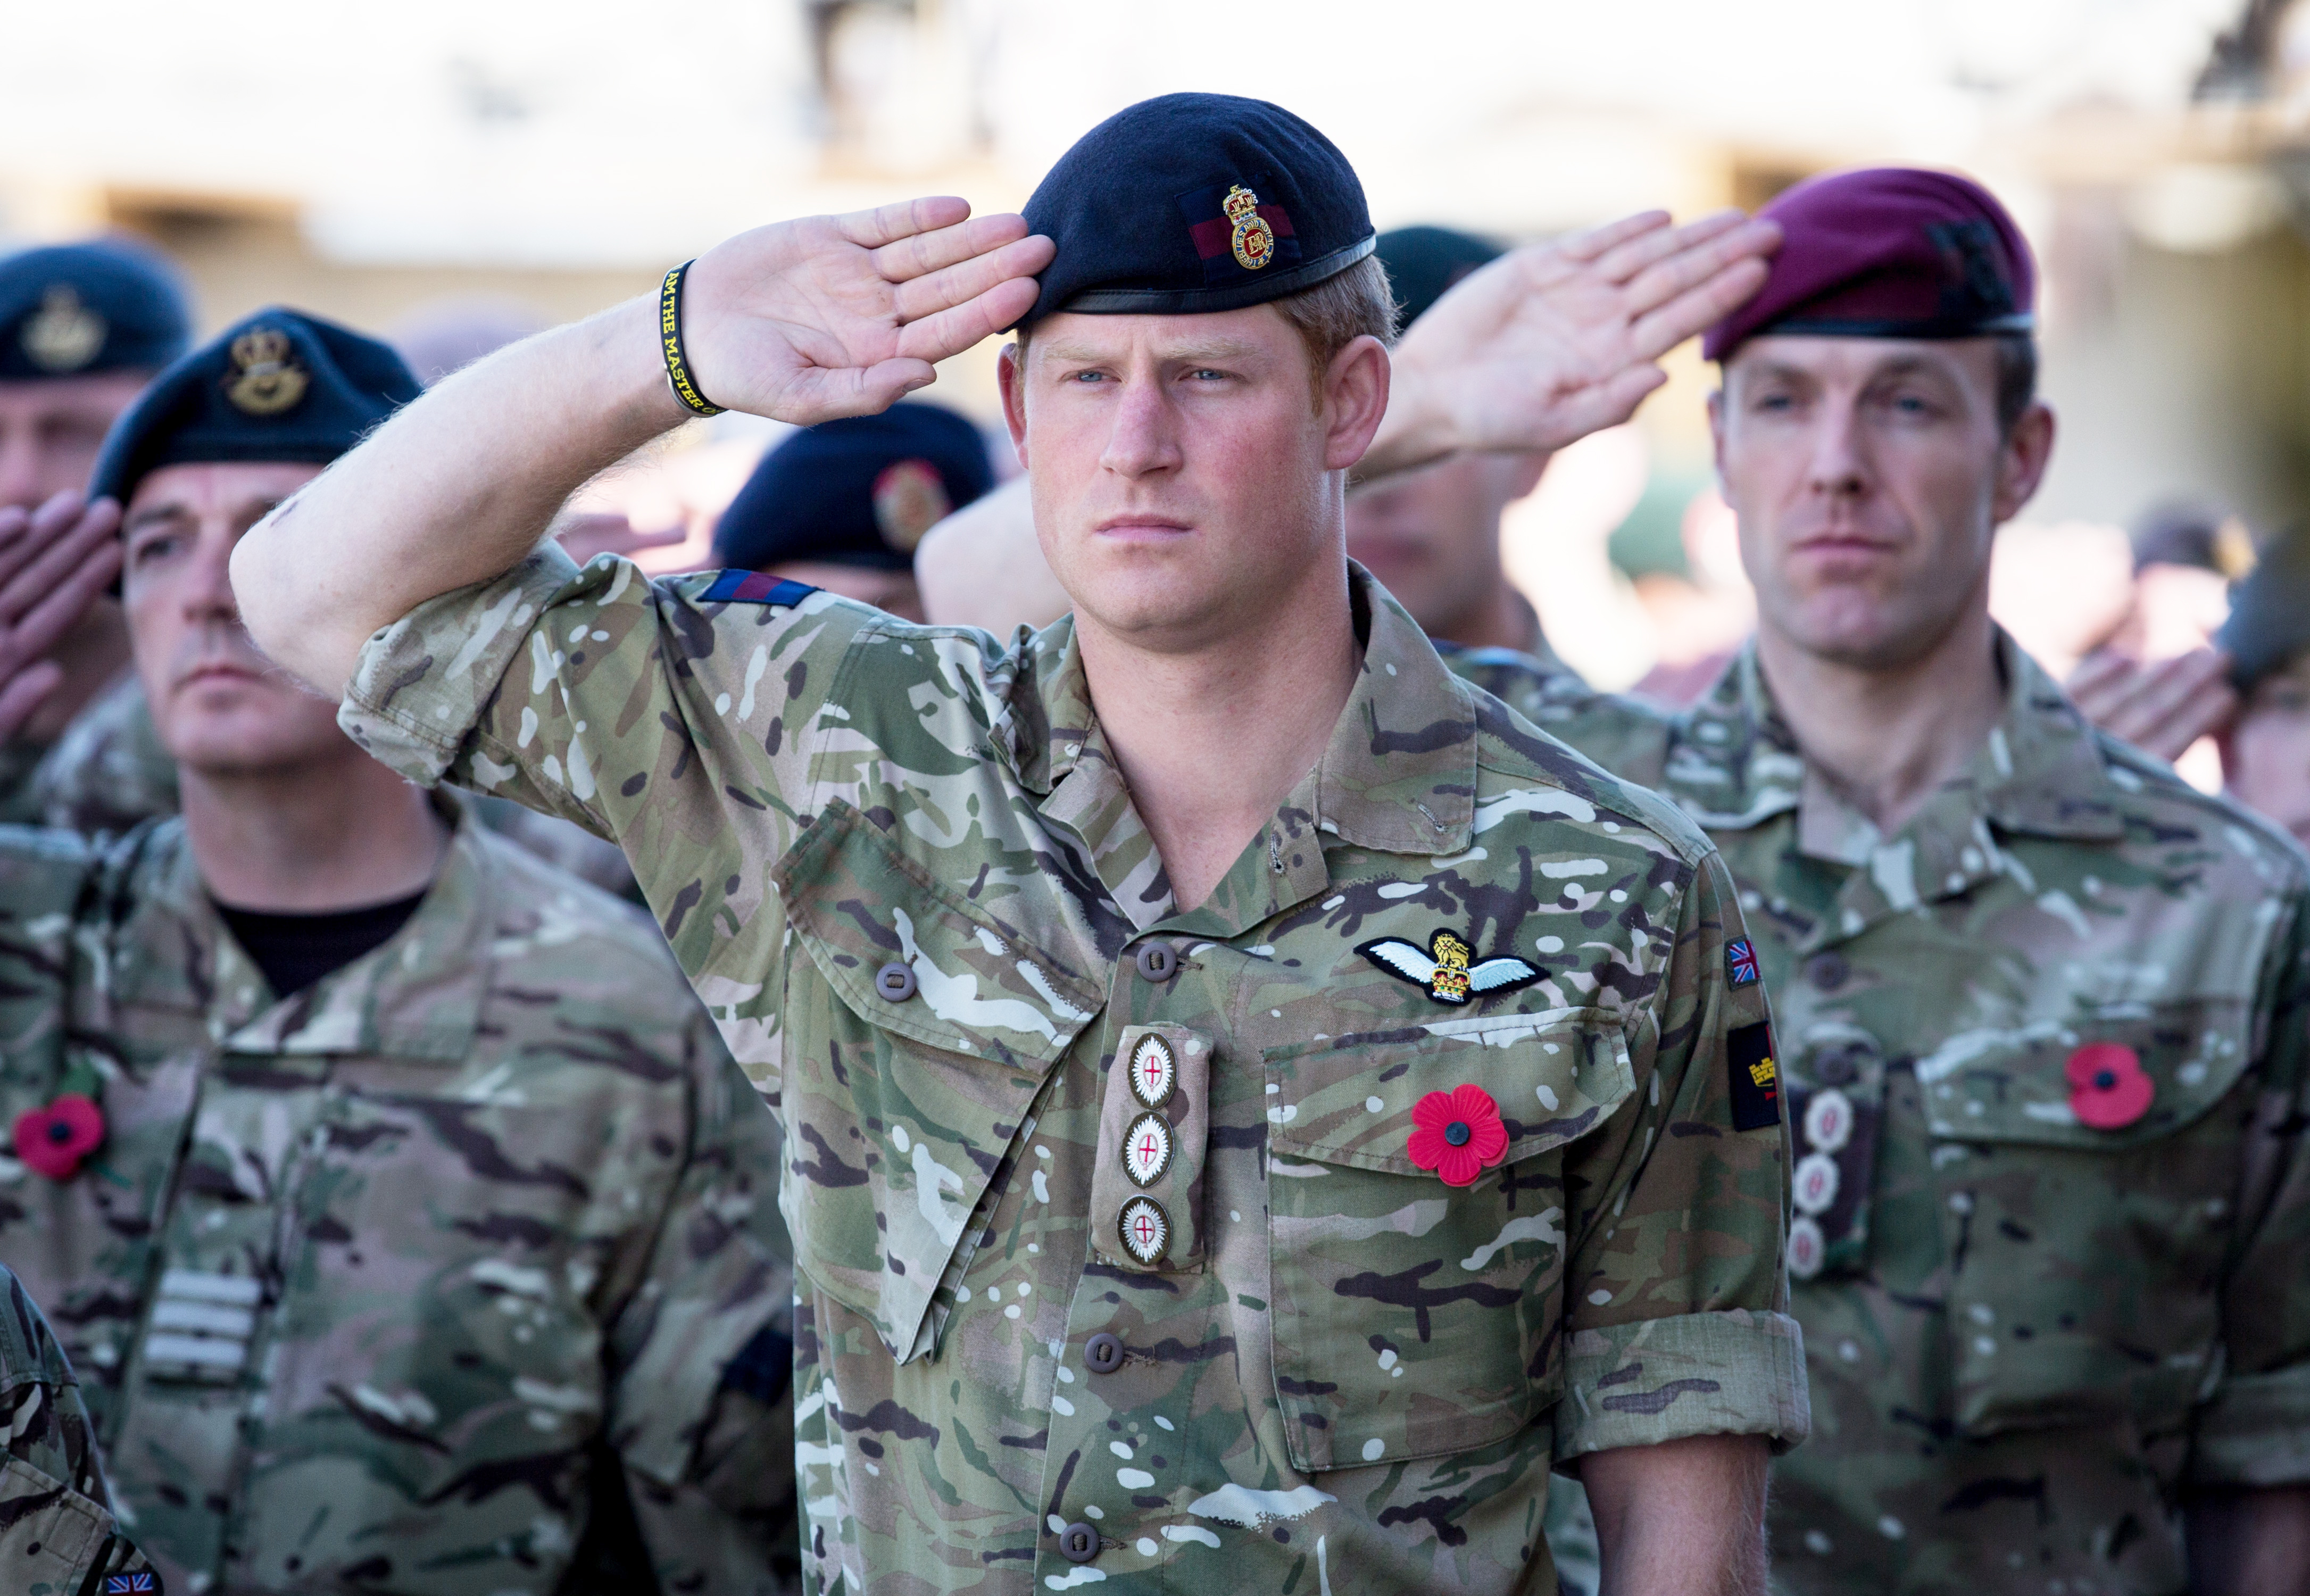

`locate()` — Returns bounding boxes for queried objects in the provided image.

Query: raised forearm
[1584,1433,1770,1596]
[232,296,686,697]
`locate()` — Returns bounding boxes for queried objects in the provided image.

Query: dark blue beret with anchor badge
[0,237,192,381]
[1013,92,1376,329]
[88,306,421,508]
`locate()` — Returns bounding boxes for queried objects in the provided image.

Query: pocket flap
[1914,1000,2254,1150]
[1264,1007,1635,1174]
[773,800,1107,1068]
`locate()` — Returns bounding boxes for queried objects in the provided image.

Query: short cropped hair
[1993,333,2037,435]
[1013,254,1397,413]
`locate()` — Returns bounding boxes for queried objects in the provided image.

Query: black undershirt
[213,891,428,999]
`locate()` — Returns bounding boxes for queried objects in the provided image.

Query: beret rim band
[1032,234,1377,323]
[1717,309,2037,361]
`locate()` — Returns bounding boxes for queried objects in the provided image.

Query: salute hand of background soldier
[0,491,121,742]
[677,198,1054,426]
[2065,645,2239,763]
[1359,209,1781,481]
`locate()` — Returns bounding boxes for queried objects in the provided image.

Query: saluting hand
[0,492,122,743]
[678,199,1055,426]
[1361,210,1781,480]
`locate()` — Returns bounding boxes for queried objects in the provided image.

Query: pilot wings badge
[1357,927,1540,1007]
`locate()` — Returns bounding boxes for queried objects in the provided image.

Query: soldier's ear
[998,342,1031,468]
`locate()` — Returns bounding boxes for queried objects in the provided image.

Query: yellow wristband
[659,260,726,418]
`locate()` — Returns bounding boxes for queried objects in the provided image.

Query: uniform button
[1805,952,1849,992]
[1085,1332,1125,1374]
[875,962,917,1002]
[1058,1522,1100,1563]
[1134,943,1177,982]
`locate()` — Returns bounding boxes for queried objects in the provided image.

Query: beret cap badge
[1224,184,1276,271]
[871,458,952,553]
[21,285,106,373]
[225,327,309,417]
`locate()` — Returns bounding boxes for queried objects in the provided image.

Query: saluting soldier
[1441,168,2310,1594]
[0,1262,162,1594]
[0,308,798,1595]
[230,94,1804,1594]
[0,239,189,826]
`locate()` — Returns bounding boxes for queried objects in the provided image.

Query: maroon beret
[1703,167,2034,362]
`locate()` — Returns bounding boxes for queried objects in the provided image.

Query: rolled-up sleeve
[339,550,882,977]
[2192,888,2310,1488]
[1552,845,1810,1460]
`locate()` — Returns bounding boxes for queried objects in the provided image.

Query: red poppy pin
[1408,1084,1509,1187]
[2066,1042,2153,1130]
[14,1093,105,1181]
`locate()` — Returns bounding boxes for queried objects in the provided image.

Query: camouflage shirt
[0,1262,161,1595]
[21,671,640,902]
[1456,636,2310,1596]
[336,551,1807,1595]
[0,803,797,1595]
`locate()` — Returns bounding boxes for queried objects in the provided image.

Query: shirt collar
[1008,564,1481,937]
[1666,628,2127,946]
[127,796,494,1060]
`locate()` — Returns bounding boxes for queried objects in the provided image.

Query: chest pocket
[1260,1008,1635,1472]
[1916,998,2259,1438]
[772,800,1108,1364]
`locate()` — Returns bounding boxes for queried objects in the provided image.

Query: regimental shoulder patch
[1726,937,1760,987]
[701,570,821,608]
[1357,927,1540,1007]
[1727,1021,1781,1132]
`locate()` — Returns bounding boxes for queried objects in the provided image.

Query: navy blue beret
[2218,528,2310,692]
[0,238,191,381]
[712,402,993,573]
[1015,93,1375,328]
[88,306,419,507]
[1375,225,1504,331]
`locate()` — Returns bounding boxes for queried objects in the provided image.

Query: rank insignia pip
[1223,184,1276,271]
[225,328,309,416]
[1358,927,1540,1006]
[1118,1194,1170,1265]
[21,285,106,373]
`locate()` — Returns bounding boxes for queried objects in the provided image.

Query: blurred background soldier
[0,238,189,823]
[0,1262,162,1593]
[1343,225,1556,660]
[0,307,798,1595]
[1453,167,2310,1595]
[2213,527,2310,850]
[711,400,993,621]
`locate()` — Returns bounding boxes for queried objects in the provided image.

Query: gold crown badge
[1222,184,1275,272]
[21,286,106,373]
[225,328,308,417]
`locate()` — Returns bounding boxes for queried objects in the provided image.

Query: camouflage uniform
[22,671,639,902]
[22,671,178,837]
[0,1262,162,1594]
[1453,636,2310,1595]
[333,548,1807,1594]
[0,802,799,1595]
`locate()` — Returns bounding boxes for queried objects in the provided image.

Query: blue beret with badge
[1014,92,1376,329]
[0,237,192,381]
[87,305,420,508]
[712,401,993,573]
